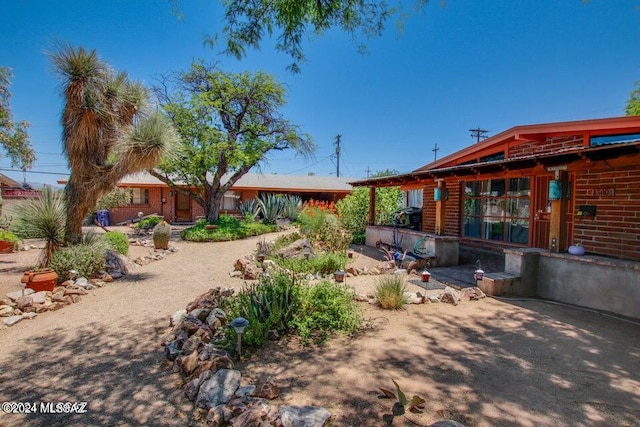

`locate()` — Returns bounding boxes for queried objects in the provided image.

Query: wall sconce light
[434,187,442,201]
[548,180,562,201]
[168,191,173,197]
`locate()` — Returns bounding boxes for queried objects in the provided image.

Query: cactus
[152,219,171,250]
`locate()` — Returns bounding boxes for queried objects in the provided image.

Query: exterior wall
[109,187,168,224]
[574,165,640,261]
[508,135,584,158]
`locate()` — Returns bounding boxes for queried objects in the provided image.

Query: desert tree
[151,60,314,222]
[49,43,180,244]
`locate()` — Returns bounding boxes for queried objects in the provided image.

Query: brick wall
[508,135,583,158]
[420,180,461,236]
[109,187,170,224]
[574,165,640,261]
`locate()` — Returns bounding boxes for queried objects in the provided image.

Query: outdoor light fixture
[303,247,311,260]
[19,281,26,297]
[548,180,562,201]
[229,317,249,356]
[434,187,442,201]
[474,260,484,281]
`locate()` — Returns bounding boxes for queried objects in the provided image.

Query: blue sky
[1,1,640,186]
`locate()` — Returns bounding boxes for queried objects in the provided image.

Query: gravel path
[1,230,639,427]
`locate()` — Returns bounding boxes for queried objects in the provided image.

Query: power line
[0,167,69,176]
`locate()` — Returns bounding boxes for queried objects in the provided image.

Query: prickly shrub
[152,219,171,250]
[49,241,108,281]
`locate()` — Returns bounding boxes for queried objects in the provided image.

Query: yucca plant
[9,186,66,269]
[283,194,302,221]
[257,193,285,224]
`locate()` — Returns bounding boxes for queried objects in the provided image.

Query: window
[128,188,149,205]
[463,178,530,244]
[591,133,640,147]
[221,191,240,210]
[404,189,423,208]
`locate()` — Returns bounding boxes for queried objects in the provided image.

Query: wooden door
[175,192,192,222]
[531,175,551,249]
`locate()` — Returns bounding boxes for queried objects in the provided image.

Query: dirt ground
[0,227,639,427]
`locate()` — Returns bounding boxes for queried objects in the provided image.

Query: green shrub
[136,216,161,230]
[102,231,129,255]
[336,186,403,241]
[375,275,408,309]
[0,229,20,245]
[221,272,301,349]
[181,215,277,242]
[297,208,351,252]
[275,252,347,275]
[50,242,108,281]
[292,280,362,343]
[272,232,302,251]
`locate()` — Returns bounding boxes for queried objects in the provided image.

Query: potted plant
[0,230,19,253]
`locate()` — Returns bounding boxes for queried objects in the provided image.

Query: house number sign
[586,188,615,197]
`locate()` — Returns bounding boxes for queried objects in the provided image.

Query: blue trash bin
[96,210,110,226]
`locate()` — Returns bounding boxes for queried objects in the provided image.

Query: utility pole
[334,134,341,177]
[432,143,440,161]
[469,127,489,143]
[365,166,371,178]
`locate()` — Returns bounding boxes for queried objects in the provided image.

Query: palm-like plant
[49,43,180,244]
[257,193,285,225]
[9,186,66,269]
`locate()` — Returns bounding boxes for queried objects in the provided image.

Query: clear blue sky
[2,0,640,186]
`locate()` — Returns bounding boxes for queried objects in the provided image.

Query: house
[79,171,353,224]
[0,173,41,211]
[352,116,640,318]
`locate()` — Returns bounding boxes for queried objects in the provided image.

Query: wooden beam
[368,187,376,225]
[435,181,446,235]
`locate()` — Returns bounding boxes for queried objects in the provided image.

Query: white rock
[22,312,37,319]
[31,292,47,305]
[0,306,14,316]
[75,277,89,288]
[3,315,24,326]
[6,288,34,301]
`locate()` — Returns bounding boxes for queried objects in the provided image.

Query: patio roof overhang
[350,140,640,188]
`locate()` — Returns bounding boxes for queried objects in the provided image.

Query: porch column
[368,186,376,225]
[548,171,569,252]
[435,180,446,235]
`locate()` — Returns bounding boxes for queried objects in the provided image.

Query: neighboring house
[0,173,41,212]
[58,171,353,224]
[352,116,640,263]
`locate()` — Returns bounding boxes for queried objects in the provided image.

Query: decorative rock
[0,298,13,306]
[135,257,151,266]
[63,295,74,305]
[22,312,37,319]
[74,277,89,288]
[279,405,331,427]
[165,341,181,361]
[52,292,66,302]
[230,399,271,426]
[206,405,227,427]
[243,264,260,280]
[427,295,440,303]
[105,250,135,278]
[34,304,49,313]
[256,379,279,400]
[234,258,249,272]
[190,308,211,323]
[229,270,243,278]
[6,288,34,301]
[459,287,486,301]
[170,309,188,327]
[71,295,81,303]
[439,286,460,306]
[235,385,257,398]
[206,308,227,330]
[404,292,424,304]
[428,421,467,427]
[15,296,34,310]
[102,273,114,282]
[177,350,200,376]
[393,269,407,275]
[30,291,47,305]
[196,368,242,409]
[182,335,205,355]
[185,370,212,401]
[64,287,87,296]
[48,302,65,311]
[60,280,74,287]
[0,305,14,317]
[186,289,222,312]
[3,315,24,327]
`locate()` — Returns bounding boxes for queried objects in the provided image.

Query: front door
[175,192,192,222]
[531,175,551,249]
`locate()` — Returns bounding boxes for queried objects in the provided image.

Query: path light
[334,270,345,283]
[474,260,484,281]
[19,281,26,297]
[303,247,312,260]
[229,317,249,356]
[421,270,431,283]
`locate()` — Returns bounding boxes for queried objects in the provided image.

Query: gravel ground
[0,227,639,427]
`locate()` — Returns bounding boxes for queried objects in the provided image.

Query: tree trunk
[204,188,224,223]
[64,177,100,244]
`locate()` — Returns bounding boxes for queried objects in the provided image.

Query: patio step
[478,272,522,296]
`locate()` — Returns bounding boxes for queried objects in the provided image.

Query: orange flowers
[303,199,337,215]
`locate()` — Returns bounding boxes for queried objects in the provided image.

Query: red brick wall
[109,187,170,224]
[508,135,583,158]
[574,165,640,261]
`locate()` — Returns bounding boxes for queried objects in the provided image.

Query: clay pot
[0,240,15,254]
[21,269,58,292]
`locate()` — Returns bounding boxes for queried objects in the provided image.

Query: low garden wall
[365,225,459,267]
[500,248,640,319]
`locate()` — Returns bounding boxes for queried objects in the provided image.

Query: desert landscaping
[0,228,639,427]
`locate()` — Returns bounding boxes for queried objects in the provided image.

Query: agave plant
[9,186,66,268]
[257,193,285,225]
[283,194,302,221]
[239,199,260,221]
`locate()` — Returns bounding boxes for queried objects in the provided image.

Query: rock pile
[357,286,486,307]
[128,238,179,266]
[1,275,112,327]
[164,287,332,427]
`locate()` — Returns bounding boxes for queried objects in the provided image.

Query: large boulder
[196,369,242,409]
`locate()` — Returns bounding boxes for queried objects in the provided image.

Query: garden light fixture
[229,317,249,356]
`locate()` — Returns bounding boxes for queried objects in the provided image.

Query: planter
[568,245,585,256]
[0,240,15,254]
[21,269,58,292]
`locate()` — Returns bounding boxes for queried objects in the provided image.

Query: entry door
[175,192,192,222]
[531,175,551,249]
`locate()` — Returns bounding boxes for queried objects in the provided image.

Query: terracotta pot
[21,269,58,292]
[205,224,218,230]
[0,240,15,254]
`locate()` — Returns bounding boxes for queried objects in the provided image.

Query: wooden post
[548,171,568,252]
[368,186,376,225]
[435,181,446,235]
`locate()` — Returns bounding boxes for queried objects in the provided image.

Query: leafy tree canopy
[152,60,314,222]
[625,81,640,116]
[0,67,35,170]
